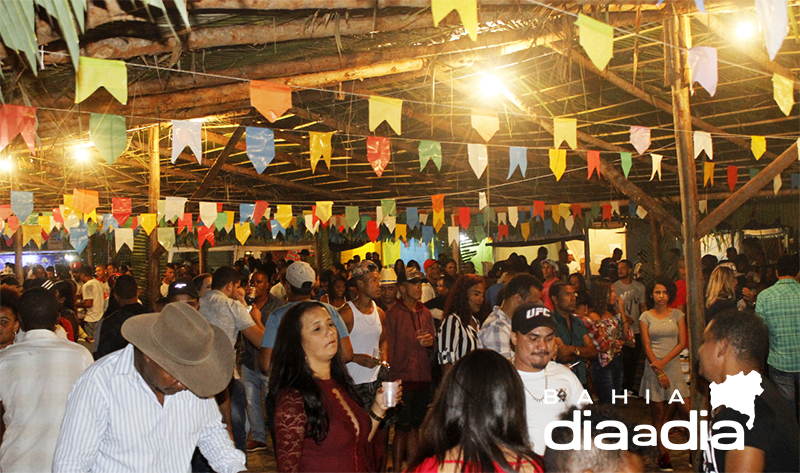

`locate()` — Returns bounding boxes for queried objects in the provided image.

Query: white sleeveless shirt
[345,300,382,385]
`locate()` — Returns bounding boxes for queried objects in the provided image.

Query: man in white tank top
[339,260,387,406]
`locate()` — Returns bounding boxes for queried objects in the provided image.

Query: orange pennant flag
[250,81,292,122]
[431,194,445,212]
[73,189,99,215]
[587,150,601,179]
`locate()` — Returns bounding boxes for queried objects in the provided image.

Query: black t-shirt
[94,303,150,359]
[704,378,799,473]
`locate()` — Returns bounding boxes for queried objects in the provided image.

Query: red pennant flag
[533,200,545,219]
[198,226,215,247]
[112,198,132,226]
[0,104,37,153]
[367,136,391,177]
[52,207,63,225]
[178,213,193,234]
[312,205,320,228]
[41,228,50,241]
[0,205,11,220]
[497,224,509,241]
[216,203,224,212]
[727,166,738,192]
[571,204,583,219]
[587,151,601,179]
[6,216,19,232]
[128,216,138,230]
[458,207,471,230]
[253,200,269,223]
[366,220,380,242]
[431,194,445,212]
[602,204,612,221]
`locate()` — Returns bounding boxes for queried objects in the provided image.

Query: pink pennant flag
[587,150,601,179]
[0,105,37,153]
[0,205,11,220]
[366,136,391,177]
[629,126,651,155]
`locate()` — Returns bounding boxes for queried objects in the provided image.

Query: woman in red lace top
[267,301,401,472]
[406,349,544,473]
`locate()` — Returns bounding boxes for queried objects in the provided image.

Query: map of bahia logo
[543,371,763,451]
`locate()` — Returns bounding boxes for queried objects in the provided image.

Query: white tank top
[345,300,382,385]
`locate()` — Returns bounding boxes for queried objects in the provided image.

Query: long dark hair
[588,277,614,315]
[52,280,76,312]
[443,274,489,326]
[408,349,540,473]
[266,301,361,443]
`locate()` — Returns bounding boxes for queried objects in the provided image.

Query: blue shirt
[552,309,589,384]
[261,301,349,348]
[486,282,504,308]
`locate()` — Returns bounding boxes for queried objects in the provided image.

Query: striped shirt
[756,278,800,372]
[437,313,479,365]
[0,330,93,473]
[53,344,245,473]
[477,306,513,359]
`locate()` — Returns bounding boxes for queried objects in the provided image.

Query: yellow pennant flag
[4,225,14,238]
[549,149,567,181]
[751,136,766,160]
[23,225,42,248]
[276,205,293,230]
[309,131,333,173]
[38,216,50,230]
[553,118,577,150]
[575,14,614,71]
[559,203,571,221]
[63,194,74,209]
[84,209,98,224]
[433,209,446,232]
[235,222,251,245]
[395,224,407,242]
[552,205,562,224]
[471,111,500,142]
[369,96,403,135]
[773,74,795,116]
[315,201,333,224]
[224,211,235,233]
[520,222,530,240]
[75,57,128,104]
[431,0,478,41]
[703,161,715,187]
[140,213,157,235]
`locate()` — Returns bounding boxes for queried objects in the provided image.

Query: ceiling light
[736,22,755,40]
[0,158,13,172]
[480,73,505,97]
[74,147,90,162]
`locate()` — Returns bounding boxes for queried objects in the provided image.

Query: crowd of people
[0,240,798,473]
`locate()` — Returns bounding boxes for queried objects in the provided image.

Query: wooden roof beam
[192,119,250,200]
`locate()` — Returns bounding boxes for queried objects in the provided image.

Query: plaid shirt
[756,278,800,372]
[477,306,513,360]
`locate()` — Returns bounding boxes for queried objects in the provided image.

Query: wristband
[369,409,386,422]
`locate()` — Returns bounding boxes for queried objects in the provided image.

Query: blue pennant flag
[508,147,527,179]
[246,127,275,174]
[629,201,638,217]
[11,191,33,222]
[406,207,418,229]
[544,218,553,235]
[421,226,434,244]
[270,219,283,238]
[239,203,255,223]
[791,173,799,190]
[70,227,89,254]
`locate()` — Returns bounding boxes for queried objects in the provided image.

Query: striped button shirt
[53,344,245,473]
[756,278,800,372]
[437,314,479,365]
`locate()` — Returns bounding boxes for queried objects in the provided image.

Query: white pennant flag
[479,192,487,210]
[650,154,663,181]
[172,120,203,164]
[610,201,620,216]
[384,216,397,234]
[164,197,187,223]
[699,200,708,213]
[419,213,429,225]
[497,212,507,225]
[115,228,134,252]
[636,206,648,219]
[694,131,713,160]
[508,207,518,227]
[468,144,488,178]
[774,174,783,194]
[565,215,575,231]
[304,214,320,235]
[376,206,384,225]
[199,202,218,227]
[448,226,459,245]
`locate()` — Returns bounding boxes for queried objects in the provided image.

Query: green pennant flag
[345,206,360,230]
[381,199,396,219]
[419,140,442,171]
[90,113,128,164]
[620,152,632,178]
[214,212,227,231]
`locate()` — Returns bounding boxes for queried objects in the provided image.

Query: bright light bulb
[74,148,90,162]
[0,158,12,172]
[480,73,505,97]
[737,22,755,40]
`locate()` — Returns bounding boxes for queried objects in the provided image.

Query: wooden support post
[147,126,165,308]
[650,216,662,277]
[696,142,799,236]
[668,13,708,428]
[199,244,207,274]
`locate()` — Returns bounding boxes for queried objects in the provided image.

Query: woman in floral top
[585,278,634,404]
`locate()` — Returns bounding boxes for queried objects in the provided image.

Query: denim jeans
[229,378,248,453]
[591,355,623,405]
[769,365,799,420]
[241,364,269,444]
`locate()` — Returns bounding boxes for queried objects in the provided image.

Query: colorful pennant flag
[587,150,601,179]
[253,201,269,223]
[694,131,713,160]
[139,213,157,235]
[508,206,519,227]
[366,220,380,242]
[250,80,292,122]
[115,227,133,252]
[0,105,36,153]
[395,224,407,241]
[630,126,651,155]
[171,120,202,164]
[198,225,215,247]
[112,197,131,226]
[367,136,391,177]
[478,192,487,210]
[520,222,530,240]
[755,0,788,61]
[553,118,577,150]
[433,209,446,232]
[620,152,632,178]
[88,113,127,165]
[549,149,567,181]
[69,226,89,254]
[419,140,442,172]
[235,222,251,245]
[751,136,766,160]
[774,174,783,194]
[508,147,527,179]
[276,205,293,230]
[727,166,738,191]
[309,131,333,173]
[571,204,582,219]
[650,154,662,181]
[575,14,614,71]
[178,213,193,234]
[10,191,33,222]
[157,227,176,251]
[602,204,612,221]
[316,201,333,224]
[703,161,715,187]
[471,111,499,142]
[773,73,794,116]
[431,0,478,41]
[533,200,545,219]
[458,207,471,230]
[688,46,718,97]
[405,207,418,230]
[369,96,403,135]
[75,57,127,104]
[468,144,488,178]
[239,203,255,223]
[246,127,275,174]
[164,197,186,223]
[73,189,99,215]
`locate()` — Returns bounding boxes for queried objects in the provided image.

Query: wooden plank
[696,142,799,237]
[192,119,250,200]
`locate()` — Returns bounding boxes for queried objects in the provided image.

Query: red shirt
[671,280,687,308]
[384,300,435,384]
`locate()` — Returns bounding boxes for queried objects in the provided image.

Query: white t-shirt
[82,279,105,323]
[421,282,436,304]
[518,361,587,455]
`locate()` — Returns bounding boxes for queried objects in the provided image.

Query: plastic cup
[382,381,399,408]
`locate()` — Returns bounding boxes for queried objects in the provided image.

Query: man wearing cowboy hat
[53,303,246,473]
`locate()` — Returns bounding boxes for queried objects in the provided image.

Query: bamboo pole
[667,14,707,445]
[147,126,164,308]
